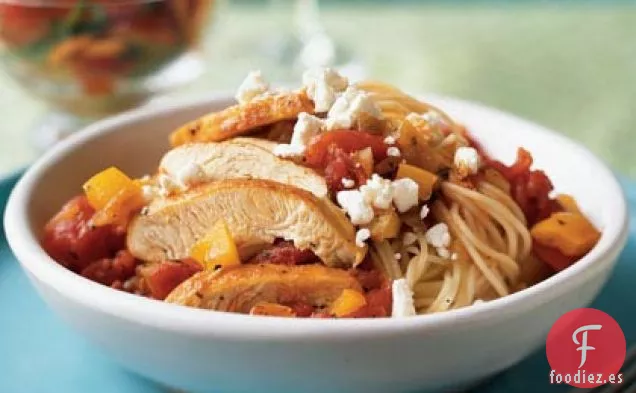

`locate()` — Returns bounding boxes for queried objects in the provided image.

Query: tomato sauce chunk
[42,196,125,272]
[532,243,578,272]
[142,259,202,300]
[304,130,389,168]
[323,145,369,192]
[248,240,319,266]
[305,131,389,193]
[489,148,561,226]
[80,250,138,288]
[344,285,393,318]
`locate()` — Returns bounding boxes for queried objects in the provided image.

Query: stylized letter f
[572,324,602,368]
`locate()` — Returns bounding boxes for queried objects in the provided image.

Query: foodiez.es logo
[546,308,626,388]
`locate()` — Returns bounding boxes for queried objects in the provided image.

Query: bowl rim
[4,93,629,340]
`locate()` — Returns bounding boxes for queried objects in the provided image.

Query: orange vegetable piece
[330,288,367,317]
[531,212,600,257]
[83,167,138,210]
[556,194,582,215]
[249,302,296,317]
[190,219,241,270]
[83,167,145,227]
[396,163,439,200]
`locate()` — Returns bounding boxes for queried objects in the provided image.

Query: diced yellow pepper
[249,302,296,317]
[369,210,401,242]
[190,219,241,270]
[530,212,600,257]
[91,189,146,227]
[556,194,582,215]
[83,167,140,210]
[330,289,367,317]
[83,167,145,227]
[396,163,439,200]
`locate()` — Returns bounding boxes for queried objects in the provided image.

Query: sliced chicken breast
[170,91,314,146]
[127,179,364,267]
[166,264,362,313]
[160,139,328,197]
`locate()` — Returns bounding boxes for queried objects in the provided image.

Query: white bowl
[4,95,628,393]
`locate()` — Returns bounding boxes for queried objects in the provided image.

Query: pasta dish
[41,68,601,318]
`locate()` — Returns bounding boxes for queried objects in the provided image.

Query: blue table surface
[1,170,634,393]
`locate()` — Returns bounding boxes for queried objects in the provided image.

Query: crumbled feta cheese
[394,253,402,260]
[420,205,430,220]
[325,86,383,130]
[454,146,481,175]
[174,161,205,187]
[291,112,324,146]
[302,67,349,112]
[437,247,451,259]
[235,70,269,104]
[425,223,451,248]
[451,252,458,260]
[360,174,394,210]
[403,232,418,246]
[273,112,324,158]
[341,177,355,188]
[384,135,396,145]
[386,146,401,157]
[336,190,374,225]
[355,228,371,247]
[391,278,416,317]
[391,178,419,212]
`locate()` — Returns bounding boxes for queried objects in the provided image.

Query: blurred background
[1,0,635,177]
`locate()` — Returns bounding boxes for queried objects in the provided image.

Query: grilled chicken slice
[165,264,362,313]
[170,91,314,146]
[160,138,328,197]
[230,137,277,152]
[127,179,365,267]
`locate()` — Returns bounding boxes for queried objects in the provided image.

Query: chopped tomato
[323,145,369,192]
[142,259,202,300]
[80,250,138,288]
[533,243,578,272]
[248,240,319,265]
[286,302,314,317]
[344,286,393,318]
[42,196,125,273]
[489,148,534,179]
[305,131,389,168]
[352,268,384,292]
[488,148,561,226]
[304,131,389,193]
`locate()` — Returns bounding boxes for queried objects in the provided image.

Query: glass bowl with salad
[0,0,215,147]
